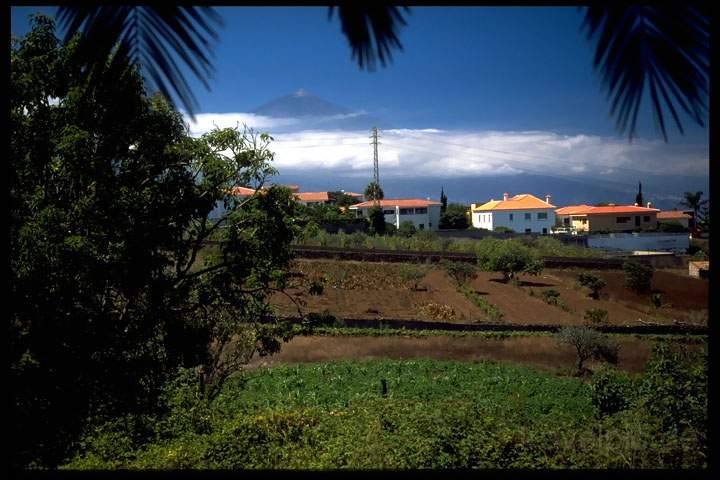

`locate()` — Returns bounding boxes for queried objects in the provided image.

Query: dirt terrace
[246,334,702,374]
[271,260,708,327]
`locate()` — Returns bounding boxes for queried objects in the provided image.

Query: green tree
[554,326,619,374]
[10,18,296,468]
[440,260,477,288]
[439,203,469,229]
[480,240,543,283]
[367,206,386,235]
[623,261,654,293]
[635,181,644,206]
[578,273,607,299]
[679,191,708,229]
[364,181,384,201]
[440,187,447,213]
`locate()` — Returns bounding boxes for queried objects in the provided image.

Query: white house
[349,199,442,231]
[471,193,556,234]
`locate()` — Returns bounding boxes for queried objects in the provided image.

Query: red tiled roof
[657,211,692,219]
[556,205,660,215]
[231,186,257,196]
[472,193,554,211]
[294,192,330,202]
[555,204,593,215]
[350,199,441,209]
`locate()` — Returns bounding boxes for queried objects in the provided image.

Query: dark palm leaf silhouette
[57,6,223,119]
[329,6,410,70]
[582,4,709,141]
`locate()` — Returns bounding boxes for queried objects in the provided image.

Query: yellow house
[555,204,659,232]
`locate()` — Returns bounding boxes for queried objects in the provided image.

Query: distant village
[229,183,698,236]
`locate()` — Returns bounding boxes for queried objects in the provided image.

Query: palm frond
[57,6,223,119]
[582,4,709,141]
[329,6,410,70]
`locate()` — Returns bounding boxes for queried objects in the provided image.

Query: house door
[635,216,640,227]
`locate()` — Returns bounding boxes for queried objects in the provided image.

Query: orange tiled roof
[343,192,364,197]
[555,204,593,215]
[350,199,441,209]
[294,192,330,202]
[556,205,660,215]
[231,186,257,196]
[657,210,692,219]
[472,194,554,211]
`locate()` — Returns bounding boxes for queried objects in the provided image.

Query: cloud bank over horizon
[185,112,709,181]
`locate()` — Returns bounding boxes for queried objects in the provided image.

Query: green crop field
[64,348,707,470]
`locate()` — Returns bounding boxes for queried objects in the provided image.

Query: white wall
[354,205,441,231]
[587,232,689,253]
[472,209,555,233]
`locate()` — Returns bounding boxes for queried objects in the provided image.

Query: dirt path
[247,334,672,374]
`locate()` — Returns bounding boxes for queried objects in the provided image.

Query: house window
[542,228,548,234]
[415,207,427,214]
[643,216,650,222]
[524,213,531,220]
[419,224,425,230]
[383,209,394,215]
[399,208,413,215]
[537,212,548,220]
[509,213,514,221]
[525,228,531,233]
[429,222,432,227]
[563,217,570,225]
[616,216,631,223]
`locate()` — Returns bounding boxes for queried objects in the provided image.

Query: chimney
[634,202,639,206]
[503,192,509,201]
[545,194,552,204]
[647,202,652,208]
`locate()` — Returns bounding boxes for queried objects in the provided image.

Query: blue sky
[11,6,709,197]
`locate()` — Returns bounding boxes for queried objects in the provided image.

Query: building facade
[555,204,659,233]
[470,193,555,234]
[349,199,442,231]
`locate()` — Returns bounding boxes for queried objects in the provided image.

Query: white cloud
[185,112,709,180]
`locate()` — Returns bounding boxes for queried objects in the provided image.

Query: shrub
[398,221,417,238]
[657,221,688,233]
[589,368,637,416]
[584,308,609,325]
[440,260,477,287]
[623,261,654,293]
[460,288,504,322]
[398,264,428,290]
[493,226,514,233]
[418,303,456,321]
[650,293,663,308]
[578,273,607,299]
[541,289,561,305]
[367,207,386,235]
[554,326,619,373]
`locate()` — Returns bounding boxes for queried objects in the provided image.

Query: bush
[398,264,428,290]
[493,226,514,233]
[589,368,637,416]
[397,221,417,237]
[578,273,607,299]
[623,261,654,293]
[367,207,386,235]
[541,289,561,305]
[650,293,663,308]
[657,221,688,233]
[440,260,477,287]
[584,308,608,325]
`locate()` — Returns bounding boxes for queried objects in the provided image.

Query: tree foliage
[480,240,543,282]
[554,326,619,374]
[397,220,417,237]
[578,273,607,299]
[623,260,654,293]
[364,181,384,201]
[367,206,386,235]
[439,203,469,229]
[10,17,297,468]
